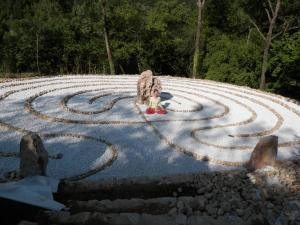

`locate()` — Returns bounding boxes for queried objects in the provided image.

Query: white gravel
[0,75,299,181]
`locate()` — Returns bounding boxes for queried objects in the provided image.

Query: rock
[224,213,245,225]
[4,170,18,180]
[18,221,38,225]
[246,213,266,225]
[168,207,177,215]
[278,200,300,224]
[19,133,48,177]
[220,201,231,213]
[119,213,140,225]
[176,200,185,212]
[195,196,207,210]
[205,204,217,216]
[197,187,205,194]
[236,209,244,217]
[217,208,225,216]
[247,135,278,171]
[139,213,186,225]
[136,70,162,105]
[187,215,215,225]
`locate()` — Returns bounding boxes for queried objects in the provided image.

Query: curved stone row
[0,83,120,181]
[3,78,300,150]
[62,90,204,114]
[24,83,229,124]
[0,120,118,181]
[165,80,300,148]
[0,75,299,177]
[171,77,300,116]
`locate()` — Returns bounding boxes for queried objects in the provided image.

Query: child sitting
[146,89,167,114]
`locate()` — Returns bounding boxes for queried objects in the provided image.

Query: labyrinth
[0,75,299,181]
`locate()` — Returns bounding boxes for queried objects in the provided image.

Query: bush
[203,34,261,88]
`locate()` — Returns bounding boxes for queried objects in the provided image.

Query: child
[146,89,167,114]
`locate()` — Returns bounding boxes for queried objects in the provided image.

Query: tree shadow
[0,82,300,225]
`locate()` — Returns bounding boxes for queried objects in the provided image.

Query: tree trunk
[259,0,281,89]
[88,57,91,74]
[192,0,205,79]
[246,27,252,45]
[101,0,115,75]
[36,33,40,75]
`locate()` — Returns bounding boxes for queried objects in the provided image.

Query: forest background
[0,0,299,99]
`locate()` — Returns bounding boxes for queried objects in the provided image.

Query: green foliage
[204,34,261,88]
[143,0,194,75]
[268,31,300,97]
[0,0,299,99]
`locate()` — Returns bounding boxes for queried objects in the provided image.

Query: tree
[268,30,300,98]
[204,34,261,87]
[101,0,115,74]
[145,0,193,75]
[249,0,281,89]
[192,0,205,79]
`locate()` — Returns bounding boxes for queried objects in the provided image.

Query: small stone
[176,200,185,211]
[236,209,244,216]
[195,196,206,210]
[204,193,213,200]
[197,187,205,194]
[217,208,224,216]
[19,133,48,177]
[267,202,274,209]
[247,135,278,171]
[246,213,266,225]
[206,204,217,216]
[187,215,215,225]
[220,201,231,213]
[18,221,38,225]
[168,207,177,215]
[172,192,178,197]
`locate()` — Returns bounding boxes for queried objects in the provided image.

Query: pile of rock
[34,158,300,225]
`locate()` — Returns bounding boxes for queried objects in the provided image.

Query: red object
[156,107,167,114]
[146,107,156,114]
[146,107,167,114]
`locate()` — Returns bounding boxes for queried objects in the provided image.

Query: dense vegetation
[0,0,299,98]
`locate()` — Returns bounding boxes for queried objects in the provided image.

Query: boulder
[137,70,162,105]
[19,133,48,177]
[247,135,278,171]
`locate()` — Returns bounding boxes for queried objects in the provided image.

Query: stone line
[3,79,298,149]
[0,120,118,181]
[134,101,244,167]
[0,79,240,170]
[0,77,135,89]
[1,76,299,177]
[167,84,284,138]
[41,133,118,182]
[24,84,229,124]
[89,91,132,104]
[63,94,135,115]
[169,77,300,116]
[164,81,299,148]
[62,90,203,115]
[0,119,119,181]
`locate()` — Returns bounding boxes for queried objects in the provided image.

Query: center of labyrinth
[0,75,299,181]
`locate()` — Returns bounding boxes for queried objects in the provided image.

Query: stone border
[0,75,299,179]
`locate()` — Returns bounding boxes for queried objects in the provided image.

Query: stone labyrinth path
[0,75,299,181]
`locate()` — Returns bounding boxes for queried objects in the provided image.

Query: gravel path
[0,75,299,181]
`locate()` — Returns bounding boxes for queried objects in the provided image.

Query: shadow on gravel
[1,89,300,225]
